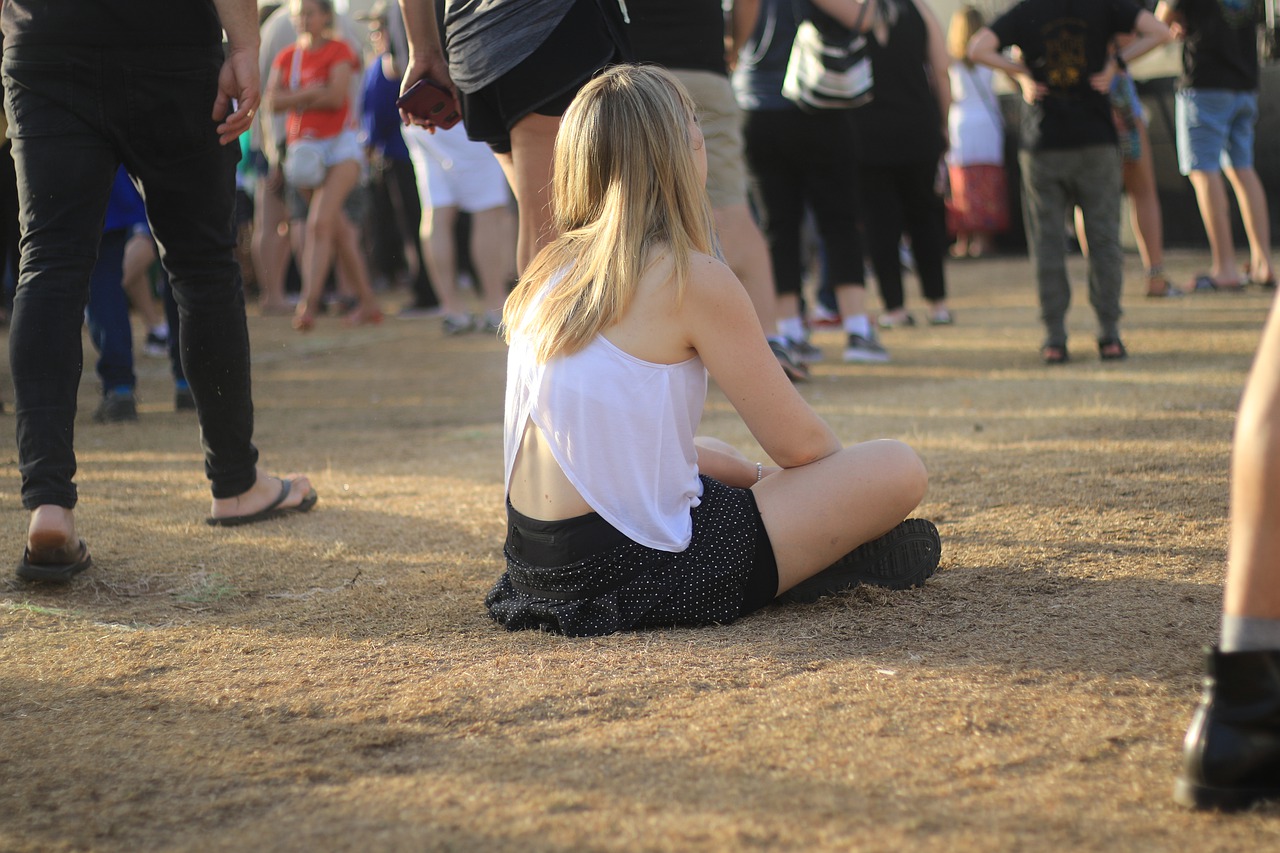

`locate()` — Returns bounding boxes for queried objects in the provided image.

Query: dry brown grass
[2,250,1277,851]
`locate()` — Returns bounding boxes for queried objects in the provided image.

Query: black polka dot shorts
[486,476,779,637]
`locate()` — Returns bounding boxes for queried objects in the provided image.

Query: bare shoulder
[680,252,760,340]
[684,252,745,302]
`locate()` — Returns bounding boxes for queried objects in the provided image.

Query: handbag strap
[289,41,304,91]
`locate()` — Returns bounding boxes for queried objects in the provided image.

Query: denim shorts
[1176,88,1258,174]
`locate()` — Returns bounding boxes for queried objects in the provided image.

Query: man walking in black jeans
[3,0,317,582]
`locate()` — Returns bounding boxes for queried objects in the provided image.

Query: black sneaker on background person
[93,387,138,423]
[1175,647,1280,811]
[843,331,890,364]
[768,338,809,382]
[786,337,825,364]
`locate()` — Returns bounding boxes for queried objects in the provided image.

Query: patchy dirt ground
[2,249,1277,851]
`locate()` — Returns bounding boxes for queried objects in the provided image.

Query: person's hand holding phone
[396,78,462,131]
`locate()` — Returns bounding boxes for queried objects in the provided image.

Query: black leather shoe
[1175,646,1280,810]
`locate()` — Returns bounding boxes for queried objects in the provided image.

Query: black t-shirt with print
[990,0,1142,150]
[1,0,222,48]
[1167,0,1260,90]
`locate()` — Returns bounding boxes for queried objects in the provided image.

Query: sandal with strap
[1041,344,1069,365]
[1099,338,1128,361]
[1146,275,1185,298]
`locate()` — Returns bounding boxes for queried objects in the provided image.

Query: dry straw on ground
[2,250,1278,851]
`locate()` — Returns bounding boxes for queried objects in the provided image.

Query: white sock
[778,316,806,343]
[1221,614,1280,653]
[844,314,871,338]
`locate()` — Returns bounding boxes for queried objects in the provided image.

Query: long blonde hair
[502,64,716,363]
[947,5,985,65]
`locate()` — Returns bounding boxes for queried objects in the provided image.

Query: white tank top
[504,324,707,552]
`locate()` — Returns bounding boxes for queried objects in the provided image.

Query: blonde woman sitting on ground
[488,65,940,636]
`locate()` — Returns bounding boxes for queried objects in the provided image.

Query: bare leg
[423,204,463,316]
[1125,122,1165,278]
[1176,295,1280,812]
[1224,166,1274,285]
[832,282,870,324]
[1225,298,1280,619]
[295,161,363,330]
[494,112,560,273]
[252,173,293,313]
[753,439,928,593]
[969,231,992,257]
[1188,169,1243,286]
[715,204,777,335]
[469,205,516,316]
[333,214,383,326]
[121,232,163,329]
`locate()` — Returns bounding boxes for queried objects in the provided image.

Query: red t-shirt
[272,39,359,144]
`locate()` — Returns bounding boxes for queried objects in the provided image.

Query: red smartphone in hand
[396,79,462,129]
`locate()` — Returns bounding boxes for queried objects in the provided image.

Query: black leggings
[857,160,948,312]
[742,109,864,295]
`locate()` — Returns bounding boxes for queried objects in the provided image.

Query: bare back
[507,251,698,521]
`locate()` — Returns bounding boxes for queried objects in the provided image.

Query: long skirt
[946,164,1009,235]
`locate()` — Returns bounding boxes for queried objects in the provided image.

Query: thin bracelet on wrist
[755,462,764,482]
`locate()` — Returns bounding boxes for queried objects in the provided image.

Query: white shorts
[402,123,511,213]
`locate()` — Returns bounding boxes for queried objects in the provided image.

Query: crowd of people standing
[0,0,1275,817]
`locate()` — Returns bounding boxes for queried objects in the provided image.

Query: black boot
[1175,646,1280,810]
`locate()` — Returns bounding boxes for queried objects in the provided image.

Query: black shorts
[487,476,780,636]
[459,0,631,154]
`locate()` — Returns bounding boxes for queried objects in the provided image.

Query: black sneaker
[786,337,825,364]
[93,389,138,424]
[779,518,940,603]
[769,339,809,382]
[843,332,890,363]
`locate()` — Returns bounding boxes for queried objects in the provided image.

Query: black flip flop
[1192,274,1245,293]
[206,478,319,527]
[17,539,93,583]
